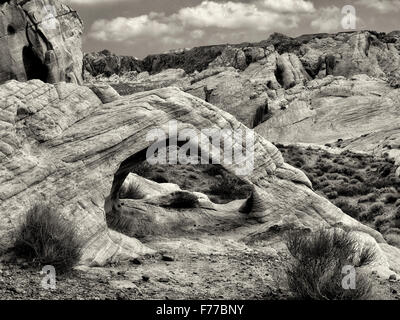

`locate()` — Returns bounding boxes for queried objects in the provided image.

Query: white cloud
[90,13,180,42]
[355,0,400,13]
[88,0,315,44]
[175,1,304,30]
[310,6,342,33]
[259,0,315,13]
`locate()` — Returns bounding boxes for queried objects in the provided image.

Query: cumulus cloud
[88,0,314,43]
[310,6,342,33]
[355,0,400,13]
[90,13,178,42]
[310,6,364,33]
[259,0,315,13]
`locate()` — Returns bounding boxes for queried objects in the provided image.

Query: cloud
[259,0,315,13]
[355,0,400,13]
[310,6,364,33]
[310,6,342,33]
[90,13,178,42]
[88,0,314,43]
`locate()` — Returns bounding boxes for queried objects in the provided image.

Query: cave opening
[22,46,49,82]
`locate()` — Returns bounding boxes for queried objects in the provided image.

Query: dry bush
[119,182,145,200]
[107,209,158,239]
[165,191,199,209]
[14,203,82,274]
[209,175,250,201]
[285,228,374,300]
[334,200,364,219]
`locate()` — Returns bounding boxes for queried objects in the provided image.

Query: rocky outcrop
[0,80,399,277]
[255,74,400,164]
[0,0,84,85]
[83,50,143,77]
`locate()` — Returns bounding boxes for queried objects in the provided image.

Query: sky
[63,0,400,58]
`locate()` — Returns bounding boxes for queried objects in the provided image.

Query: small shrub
[165,191,199,209]
[362,203,385,221]
[334,200,363,219]
[209,175,249,200]
[107,210,158,239]
[285,228,373,300]
[131,162,152,177]
[384,193,399,204]
[152,174,169,183]
[204,165,225,177]
[119,182,144,200]
[14,204,81,274]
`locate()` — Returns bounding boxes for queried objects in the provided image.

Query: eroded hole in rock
[274,64,285,88]
[23,46,49,82]
[7,25,16,35]
[105,141,252,239]
[252,101,270,128]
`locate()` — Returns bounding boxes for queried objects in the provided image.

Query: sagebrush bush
[384,193,399,204]
[119,182,144,200]
[285,228,374,300]
[209,175,249,200]
[165,191,199,209]
[334,200,364,219]
[14,204,81,274]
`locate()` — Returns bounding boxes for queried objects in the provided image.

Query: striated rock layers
[0,80,399,277]
[85,31,400,164]
[0,0,83,85]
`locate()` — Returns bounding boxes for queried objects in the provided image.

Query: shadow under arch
[104,138,208,218]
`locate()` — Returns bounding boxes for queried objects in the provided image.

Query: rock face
[86,30,400,164]
[0,80,399,277]
[0,0,83,85]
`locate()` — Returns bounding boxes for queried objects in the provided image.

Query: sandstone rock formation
[0,0,84,85]
[0,80,399,278]
[85,30,400,166]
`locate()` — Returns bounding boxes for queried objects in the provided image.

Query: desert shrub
[358,193,377,203]
[385,231,400,247]
[286,229,374,300]
[353,174,365,182]
[334,200,363,219]
[362,203,385,221]
[384,193,399,204]
[119,182,144,200]
[14,204,81,274]
[374,215,389,230]
[131,161,152,177]
[209,175,249,200]
[204,164,225,177]
[285,228,373,300]
[107,210,158,239]
[165,191,199,209]
[151,174,169,183]
[326,191,338,200]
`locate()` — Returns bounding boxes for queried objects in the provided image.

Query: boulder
[209,46,248,71]
[87,84,120,104]
[0,0,84,85]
